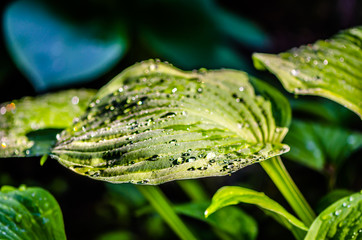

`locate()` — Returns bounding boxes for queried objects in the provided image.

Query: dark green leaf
[305,191,362,239]
[205,186,308,239]
[4,0,128,91]
[284,120,362,171]
[0,89,96,157]
[253,26,362,118]
[174,202,258,240]
[51,60,290,184]
[214,8,270,49]
[0,185,66,240]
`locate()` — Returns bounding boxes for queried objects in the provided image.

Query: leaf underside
[52,60,289,184]
[0,185,66,240]
[305,191,362,240]
[253,26,362,119]
[0,89,96,157]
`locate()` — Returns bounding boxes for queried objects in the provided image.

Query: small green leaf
[305,191,362,240]
[52,60,290,184]
[174,202,258,239]
[253,26,362,118]
[284,120,362,171]
[0,89,96,157]
[205,186,308,238]
[0,185,66,240]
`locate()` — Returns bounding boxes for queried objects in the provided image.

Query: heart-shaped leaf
[0,185,66,240]
[3,0,128,91]
[0,89,96,157]
[205,186,308,239]
[305,191,362,239]
[284,120,362,171]
[253,26,362,119]
[51,60,290,184]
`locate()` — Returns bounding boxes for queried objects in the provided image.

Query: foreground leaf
[52,60,290,184]
[174,202,258,239]
[4,0,127,91]
[0,185,66,240]
[205,186,308,239]
[253,26,362,118]
[305,191,362,240]
[0,89,96,157]
[284,120,362,171]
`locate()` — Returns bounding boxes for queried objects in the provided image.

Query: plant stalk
[136,185,197,240]
[260,156,316,226]
[178,179,208,202]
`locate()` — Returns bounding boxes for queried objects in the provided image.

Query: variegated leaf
[52,60,290,184]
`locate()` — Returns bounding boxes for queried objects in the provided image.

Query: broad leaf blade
[174,202,257,239]
[284,120,362,171]
[4,0,128,91]
[0,89,96,157]
[305,191,362,240]
[0,185,66,240]
[205,186,308,239]
[52,60,289,184]
[253,26,362,118]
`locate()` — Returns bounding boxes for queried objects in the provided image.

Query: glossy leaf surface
[0,89,96,157]
[4,0,128,91]
[205,186,308,235]
[253,26,362,118]
[284,120,362,171]
[305,191,362,240]
[52,60,289,184]
[174,202,257,239]
[0,185,66,240]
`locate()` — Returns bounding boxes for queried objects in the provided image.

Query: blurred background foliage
[0,0,361,239]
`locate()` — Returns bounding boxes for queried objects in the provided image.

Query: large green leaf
[51,60,290,184]
[305,191,362,240]
[284,120,362,171]
[4,0,128,91]
[205,186,308,239]
[253,26,362,118]
[0,89,96,157]
[0,185,66,240]
[174,202,257,239]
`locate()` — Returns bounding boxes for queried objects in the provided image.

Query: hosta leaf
[0,185,66,240]
[205,186,308,239]
[284,120,362,171]
[253,26,362,118]
[4,0,128,91]
[174,202,258,239]
[305,191,362,240]
[0,89,96,157]
[51,60,290,184]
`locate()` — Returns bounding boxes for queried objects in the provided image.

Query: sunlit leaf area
[0,0,361,239]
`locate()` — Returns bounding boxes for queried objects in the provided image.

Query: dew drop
[335,209,342,216]
[172,88,177,93]
[15,214,23,223]
[1,142,6,148]
[323,59,328,65]
[0,107,6,115]
[339,57,344,62]
[291,69,300,76]
[197,88,203,93]
[239,86,244,91]
[206,152,216,160]
[349,196,354,202]
[71,96,79,105]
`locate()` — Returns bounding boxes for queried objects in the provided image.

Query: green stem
[260,156,316,226]
[178,180,208,202]
[136,185,197,240]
